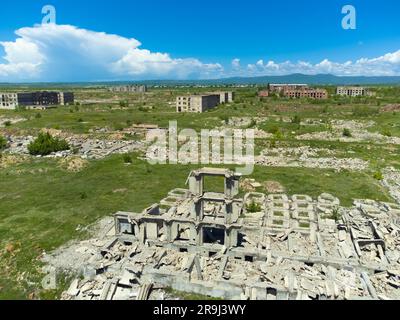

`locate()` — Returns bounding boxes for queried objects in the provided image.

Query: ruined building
[62,168,400,300]
[0,91,74,109]
[109,85,148,93]
[176,92,235,113]
[336,86,372,97]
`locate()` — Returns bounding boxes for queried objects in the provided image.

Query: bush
[373,171,383,181]
[352,106,379,117]
[28,132,70,156]
[246,200,262,213]
[0,135,7,150]
[122,154,133,164]
[35,113,42,119]
[382,129,392,137]
[342,128,352,137]
[4,121,11,127]
[330,207,341,221]
[113,123,124,131]
[291,115,301,124]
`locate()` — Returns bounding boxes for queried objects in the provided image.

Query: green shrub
[342,128,352,137]
[373,171,383,181]
[35,113,42,119]
[246,200,262,213]
[113,123,124,131]
[330,207,341,222]
[291,115,301,124]
[382,129,392,137]
[4,121,11,127]
[0,135,7,150]
[123,154,133,164]
[352,106,379,117]
[28,132,70,156]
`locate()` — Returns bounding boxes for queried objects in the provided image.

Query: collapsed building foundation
[61,168,400,300]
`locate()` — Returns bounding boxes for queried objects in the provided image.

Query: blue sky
[0,0,399,81]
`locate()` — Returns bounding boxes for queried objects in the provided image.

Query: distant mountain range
[1,74,400,87]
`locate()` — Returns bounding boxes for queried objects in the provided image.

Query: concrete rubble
[2,135,147,160]
[0,117,27,127]
[382,167,400,206]
[256,146,368,171]
[42,168,400,300]
[296,120,400,145]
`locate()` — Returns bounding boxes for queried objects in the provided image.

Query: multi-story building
[176,92,234,113]
[269,84,308,93]
[336,86,370,97]
[109,85,147,93]
[58,92,75,105]
[0,91,74,110]
[216,91,235,104]
[0,93,18,109]
[284,88,328,99]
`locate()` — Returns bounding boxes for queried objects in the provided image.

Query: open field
[0,85,399,299]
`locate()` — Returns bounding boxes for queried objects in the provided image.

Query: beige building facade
[176,92,234,113]
[0,93,18,109]
[336,86,370,97]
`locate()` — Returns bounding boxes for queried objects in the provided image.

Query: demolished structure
[59,168,400,300]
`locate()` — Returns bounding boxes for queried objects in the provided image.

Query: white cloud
[244,51,400,77]
[0,23,399,81]
[231,58,240,69]
[0,24,223,81]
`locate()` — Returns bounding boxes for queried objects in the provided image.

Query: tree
[28,132,69,156]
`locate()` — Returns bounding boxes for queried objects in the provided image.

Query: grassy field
[0,85,399,299]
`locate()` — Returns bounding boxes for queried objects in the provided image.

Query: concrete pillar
[164,221,171,242]
[196,227,202,246]
[139,223,146,244]
[189,174,203,196]
[225,200,233,224]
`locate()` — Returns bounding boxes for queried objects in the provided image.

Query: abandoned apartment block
[108,85,148,93]
[176,92,235,113]
[0,91,74,109]
[63,168,400,300]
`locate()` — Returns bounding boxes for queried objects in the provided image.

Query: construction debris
[43,168,400,300]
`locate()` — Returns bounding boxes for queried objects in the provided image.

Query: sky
[0,0,399,82]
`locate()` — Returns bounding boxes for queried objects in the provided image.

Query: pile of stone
[256,146,368,171]
[382,167,400,205]
[2,135,147,160]
[0,117,27,127]
[66,137,146,160]
[296,119,400,145]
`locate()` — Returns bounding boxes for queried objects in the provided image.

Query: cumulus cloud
[0,23,399,81]
[0,24,223,81]
[231,58,241,69]
[244,51,400,77]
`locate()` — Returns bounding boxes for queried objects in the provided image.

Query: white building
[336,86,370,97]
[0,93,18,109]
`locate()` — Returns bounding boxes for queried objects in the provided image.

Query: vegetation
[246,200,262,213]
[0,84,399,299]
[342,128,352,137]
[0,135,7,150]
[27,132,70,156]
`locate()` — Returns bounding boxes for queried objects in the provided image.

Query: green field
[0,85,399,299]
